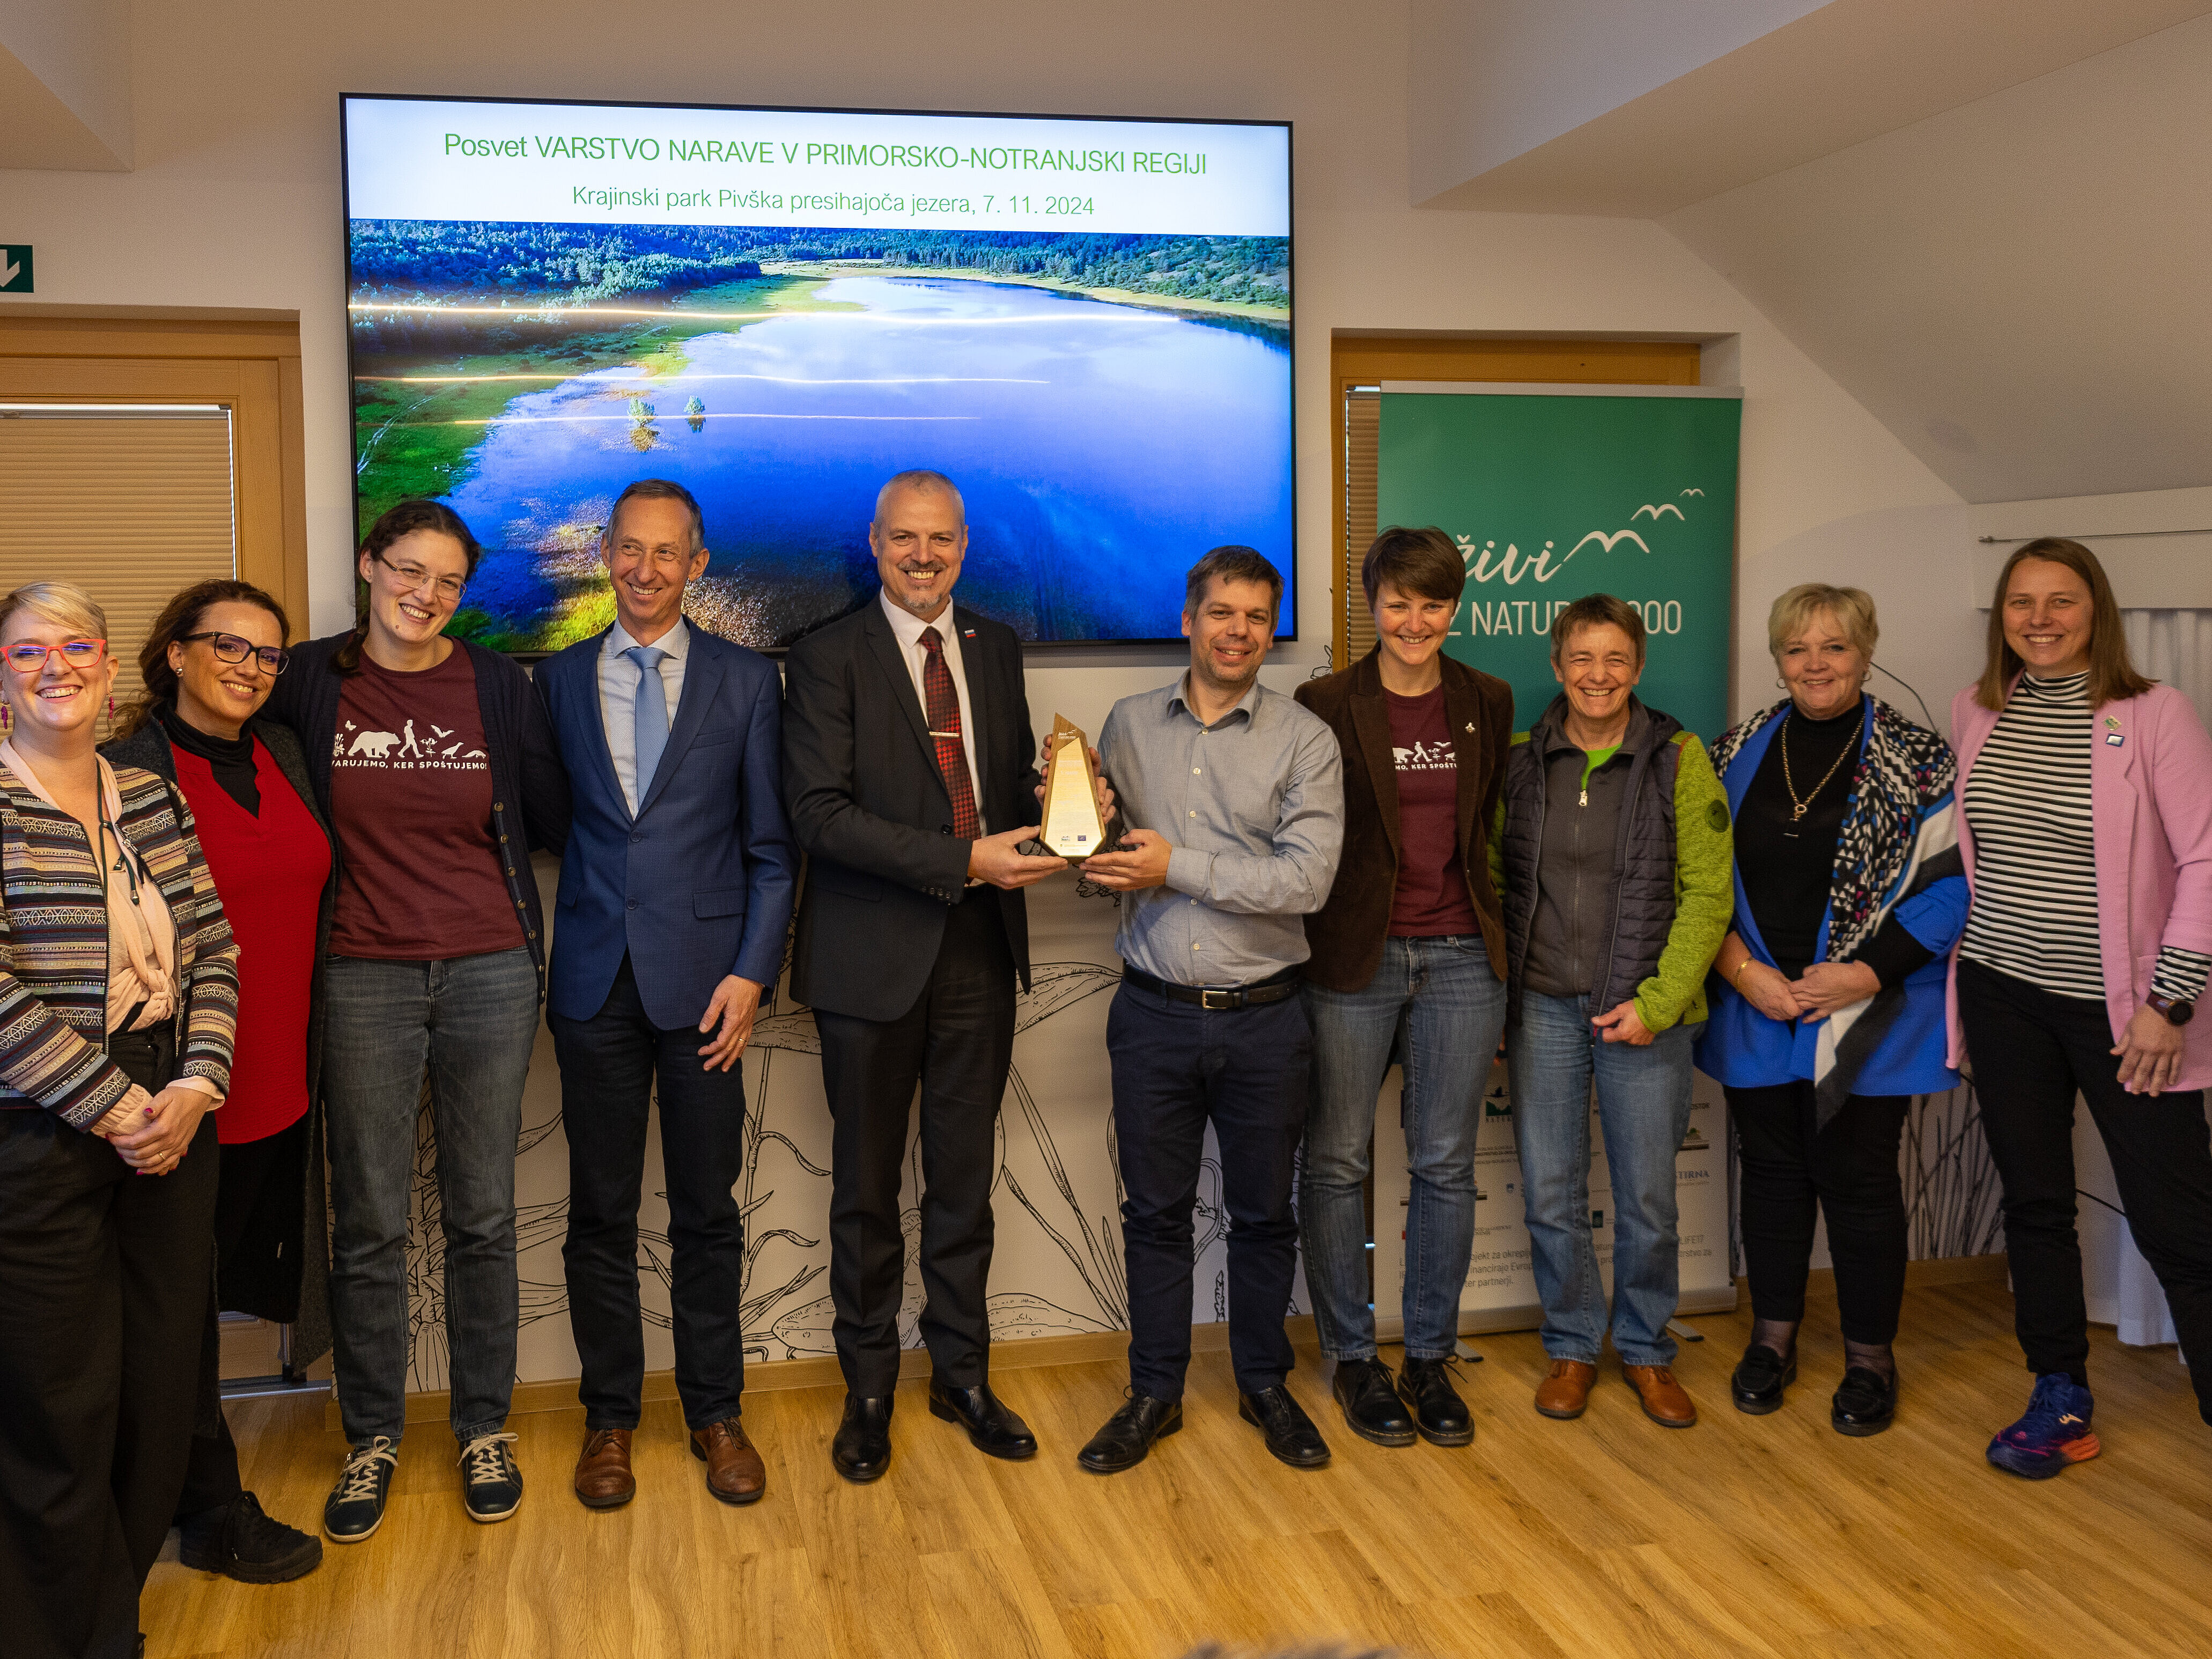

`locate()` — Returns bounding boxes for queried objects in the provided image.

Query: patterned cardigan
[0,758,239,1128]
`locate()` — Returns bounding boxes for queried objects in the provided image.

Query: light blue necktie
[625,644,668,807]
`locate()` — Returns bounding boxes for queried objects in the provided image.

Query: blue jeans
[1508,988,1694,1367]
[322,948,540,1447]
[1301,936,1506,1361]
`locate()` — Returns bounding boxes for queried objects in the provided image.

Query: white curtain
[2076,612,2212,1350]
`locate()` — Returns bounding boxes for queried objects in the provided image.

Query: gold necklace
[1780,709,1863,826]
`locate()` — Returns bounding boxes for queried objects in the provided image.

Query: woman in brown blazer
[1294,527,1514,1450]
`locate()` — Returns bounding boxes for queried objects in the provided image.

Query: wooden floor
[146,1279,2211,1659]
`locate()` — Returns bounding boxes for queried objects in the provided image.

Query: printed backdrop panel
[1378,386,1742,740]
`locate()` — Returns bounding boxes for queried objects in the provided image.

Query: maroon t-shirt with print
[328,650,521,959]
[1387,685,1482,937]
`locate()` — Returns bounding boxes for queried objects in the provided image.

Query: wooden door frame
[1329,334,1706,668]
[0,315,311,630]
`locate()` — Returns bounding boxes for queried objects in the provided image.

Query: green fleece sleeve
[1634,733,1734,1033]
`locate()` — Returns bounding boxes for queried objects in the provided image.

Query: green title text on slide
[443,134,1210,173]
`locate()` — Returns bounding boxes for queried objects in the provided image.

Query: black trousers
[815,892,1015,1398]
[550,955,750,1430]
[1957,958,2212,1419]
[0,1027,216,1659]
[1727,1081,1909,1345]
[1107,983,1310,1401]
[175,1115,309,1518]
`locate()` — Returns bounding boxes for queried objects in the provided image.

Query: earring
[107,696,116,720]
[1775,678,1785,689]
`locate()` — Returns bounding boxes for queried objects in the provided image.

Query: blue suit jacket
[536,626,798,1030]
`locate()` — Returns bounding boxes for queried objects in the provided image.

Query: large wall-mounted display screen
[342,95,1293,649]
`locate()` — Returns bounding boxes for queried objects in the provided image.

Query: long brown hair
[113,579,291,741]
[1975,537,2154,710]
[333,500,483,675]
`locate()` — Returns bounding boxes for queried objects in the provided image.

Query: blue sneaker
[458,1431,524,1523]
[323,1437,399,1542]
[1986,1375,2100,1479]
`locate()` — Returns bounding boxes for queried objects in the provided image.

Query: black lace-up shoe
[927,1378,1038,1460]
[1730,1344,1796,1415]
[179,1490,323,1582]
[457,1432,523,1523]
[323,1438,398,1543]
[1330,1357,1417,1447]
[1397,1358,1474,1447]
[1238,1385,1331,1469]
[1077,1392,1184,1473]
[1832,1366,1898,1437]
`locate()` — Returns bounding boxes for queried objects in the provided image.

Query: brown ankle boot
[1623,1363,1698,1427]
[1534,1359,1597,1420]
[573,1427,635,1508]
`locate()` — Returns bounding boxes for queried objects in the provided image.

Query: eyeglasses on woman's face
[179,631,290,675]
[3,638,107,674]
[372,550,468,604]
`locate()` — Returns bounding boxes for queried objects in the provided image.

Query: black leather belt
[1121,964,1300,1010]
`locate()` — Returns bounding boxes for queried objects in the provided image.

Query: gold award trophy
[1039,714,1109,862]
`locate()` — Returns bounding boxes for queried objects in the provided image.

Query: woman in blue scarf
[1697,584,1966,1436]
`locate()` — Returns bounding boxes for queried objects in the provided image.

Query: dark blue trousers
[551,955,749,1430]
[1107,983,1310,1400]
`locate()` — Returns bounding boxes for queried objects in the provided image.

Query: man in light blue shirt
[1076,547,1343,1475]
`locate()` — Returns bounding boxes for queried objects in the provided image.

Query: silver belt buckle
[1201,987,1236,1010]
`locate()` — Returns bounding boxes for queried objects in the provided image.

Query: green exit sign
[1,247,32,293]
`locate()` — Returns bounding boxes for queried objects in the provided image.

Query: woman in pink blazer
[1949,537,2212,1480]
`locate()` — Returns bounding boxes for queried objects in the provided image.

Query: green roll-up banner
[1377,385,1742,738]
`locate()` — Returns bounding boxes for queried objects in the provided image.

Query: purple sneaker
[1986,1374,2100,1479]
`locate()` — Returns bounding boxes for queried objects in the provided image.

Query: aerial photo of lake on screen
[348,222,1292,649]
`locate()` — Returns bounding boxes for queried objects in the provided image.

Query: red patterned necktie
[919,626,980,840]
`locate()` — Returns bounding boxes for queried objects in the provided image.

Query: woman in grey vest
[1488,594,1732,1428]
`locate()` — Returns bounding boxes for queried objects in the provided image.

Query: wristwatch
[2145,990,2196,1027]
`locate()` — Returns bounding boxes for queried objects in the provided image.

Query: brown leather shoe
[691,1417,766,1506]
[1623,1363,1698,1427]
[573,1427,635,1508]
[1534,1359,1597,1420]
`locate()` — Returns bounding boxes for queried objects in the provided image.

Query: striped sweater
[0,759,239,1127]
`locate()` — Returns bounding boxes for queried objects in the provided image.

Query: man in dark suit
[536,478,798,1509]
[783,468,1070,1481]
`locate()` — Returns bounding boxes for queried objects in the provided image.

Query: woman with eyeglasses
[260,500,569,1544]
[104,580,331,1587]
[0,583,241,1659]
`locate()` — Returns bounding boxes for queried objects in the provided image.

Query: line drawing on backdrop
[398,945,1243,1392]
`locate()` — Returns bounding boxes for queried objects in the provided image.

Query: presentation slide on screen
[344,97,1294,650]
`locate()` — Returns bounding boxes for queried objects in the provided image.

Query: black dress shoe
[831,1394,894,1483]
[927,1378,1038,1461]
[1397,1358,1474,1447]
[1331,1357,1417,1447]
[1076,1393,1183,1473]
[1832,1366,1898,1437]
[1730,1344,1796,1415]
[1237,1385,1330,1469]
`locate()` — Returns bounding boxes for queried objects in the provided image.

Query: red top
[171,739,330,1144]
[1386,685,1483,938]
[329,650,519,959]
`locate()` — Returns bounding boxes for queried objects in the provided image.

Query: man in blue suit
[535,478,798,1510]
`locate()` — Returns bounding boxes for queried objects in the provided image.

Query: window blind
[0,407,238,714]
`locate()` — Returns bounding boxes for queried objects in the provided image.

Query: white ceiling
[1663,14,2212,501]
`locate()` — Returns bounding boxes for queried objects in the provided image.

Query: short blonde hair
[1768,583,1876,662]
[0,581,107,643]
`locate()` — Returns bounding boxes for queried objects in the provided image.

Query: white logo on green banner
[1378,388,1741,738]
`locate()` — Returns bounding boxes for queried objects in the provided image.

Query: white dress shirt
[598,616,691,814]
[879,589,988,834]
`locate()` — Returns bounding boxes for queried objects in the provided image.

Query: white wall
[0,0,1968,712]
